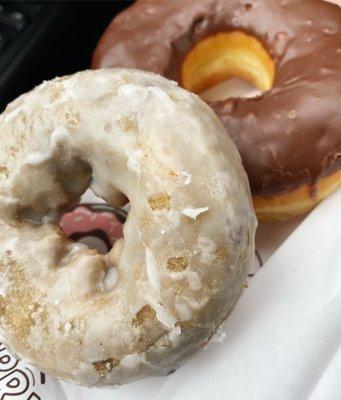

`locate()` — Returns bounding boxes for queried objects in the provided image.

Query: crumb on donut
[178,319,196,330]
[0,295,5,315]
[132,305,156,327]
[215,248,228,262]
[181,171,192,185]
[93,358,120,376]
[118,115,136,131]
[0,166,9,177]
[154,334,172,350]
[27,303,39,312]
[148,193,170,210]
[182,207,209,220]
[167,257,188,272]
[91,296,111,309]
[64,322,73,333]
[168,170,178,178]
[61,109,80,130]
[50,84,64,101]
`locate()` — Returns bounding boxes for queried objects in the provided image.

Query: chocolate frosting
[93,0,341,196]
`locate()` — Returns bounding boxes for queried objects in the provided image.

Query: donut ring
[0,69,256,386]
[92,0,341,220]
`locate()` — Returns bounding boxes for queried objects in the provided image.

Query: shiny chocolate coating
[93,0,341,196]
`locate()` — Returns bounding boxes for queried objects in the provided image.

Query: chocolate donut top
[93,0,341,196]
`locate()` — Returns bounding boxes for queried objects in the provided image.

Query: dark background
[0,0,132,111]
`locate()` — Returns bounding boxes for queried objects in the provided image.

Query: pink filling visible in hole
[60,204,125,254]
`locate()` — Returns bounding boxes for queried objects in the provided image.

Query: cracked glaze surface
[0,69,256,386]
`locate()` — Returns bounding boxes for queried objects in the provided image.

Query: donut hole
[181,31,275,100]
[59,187,128,257]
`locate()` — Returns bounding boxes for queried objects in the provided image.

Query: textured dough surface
[0,69,256,386]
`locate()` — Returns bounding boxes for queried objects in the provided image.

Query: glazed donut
[0,69,256,386]
[92,0,341,220]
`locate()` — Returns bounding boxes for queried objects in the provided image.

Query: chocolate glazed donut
[92,0,341,220]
